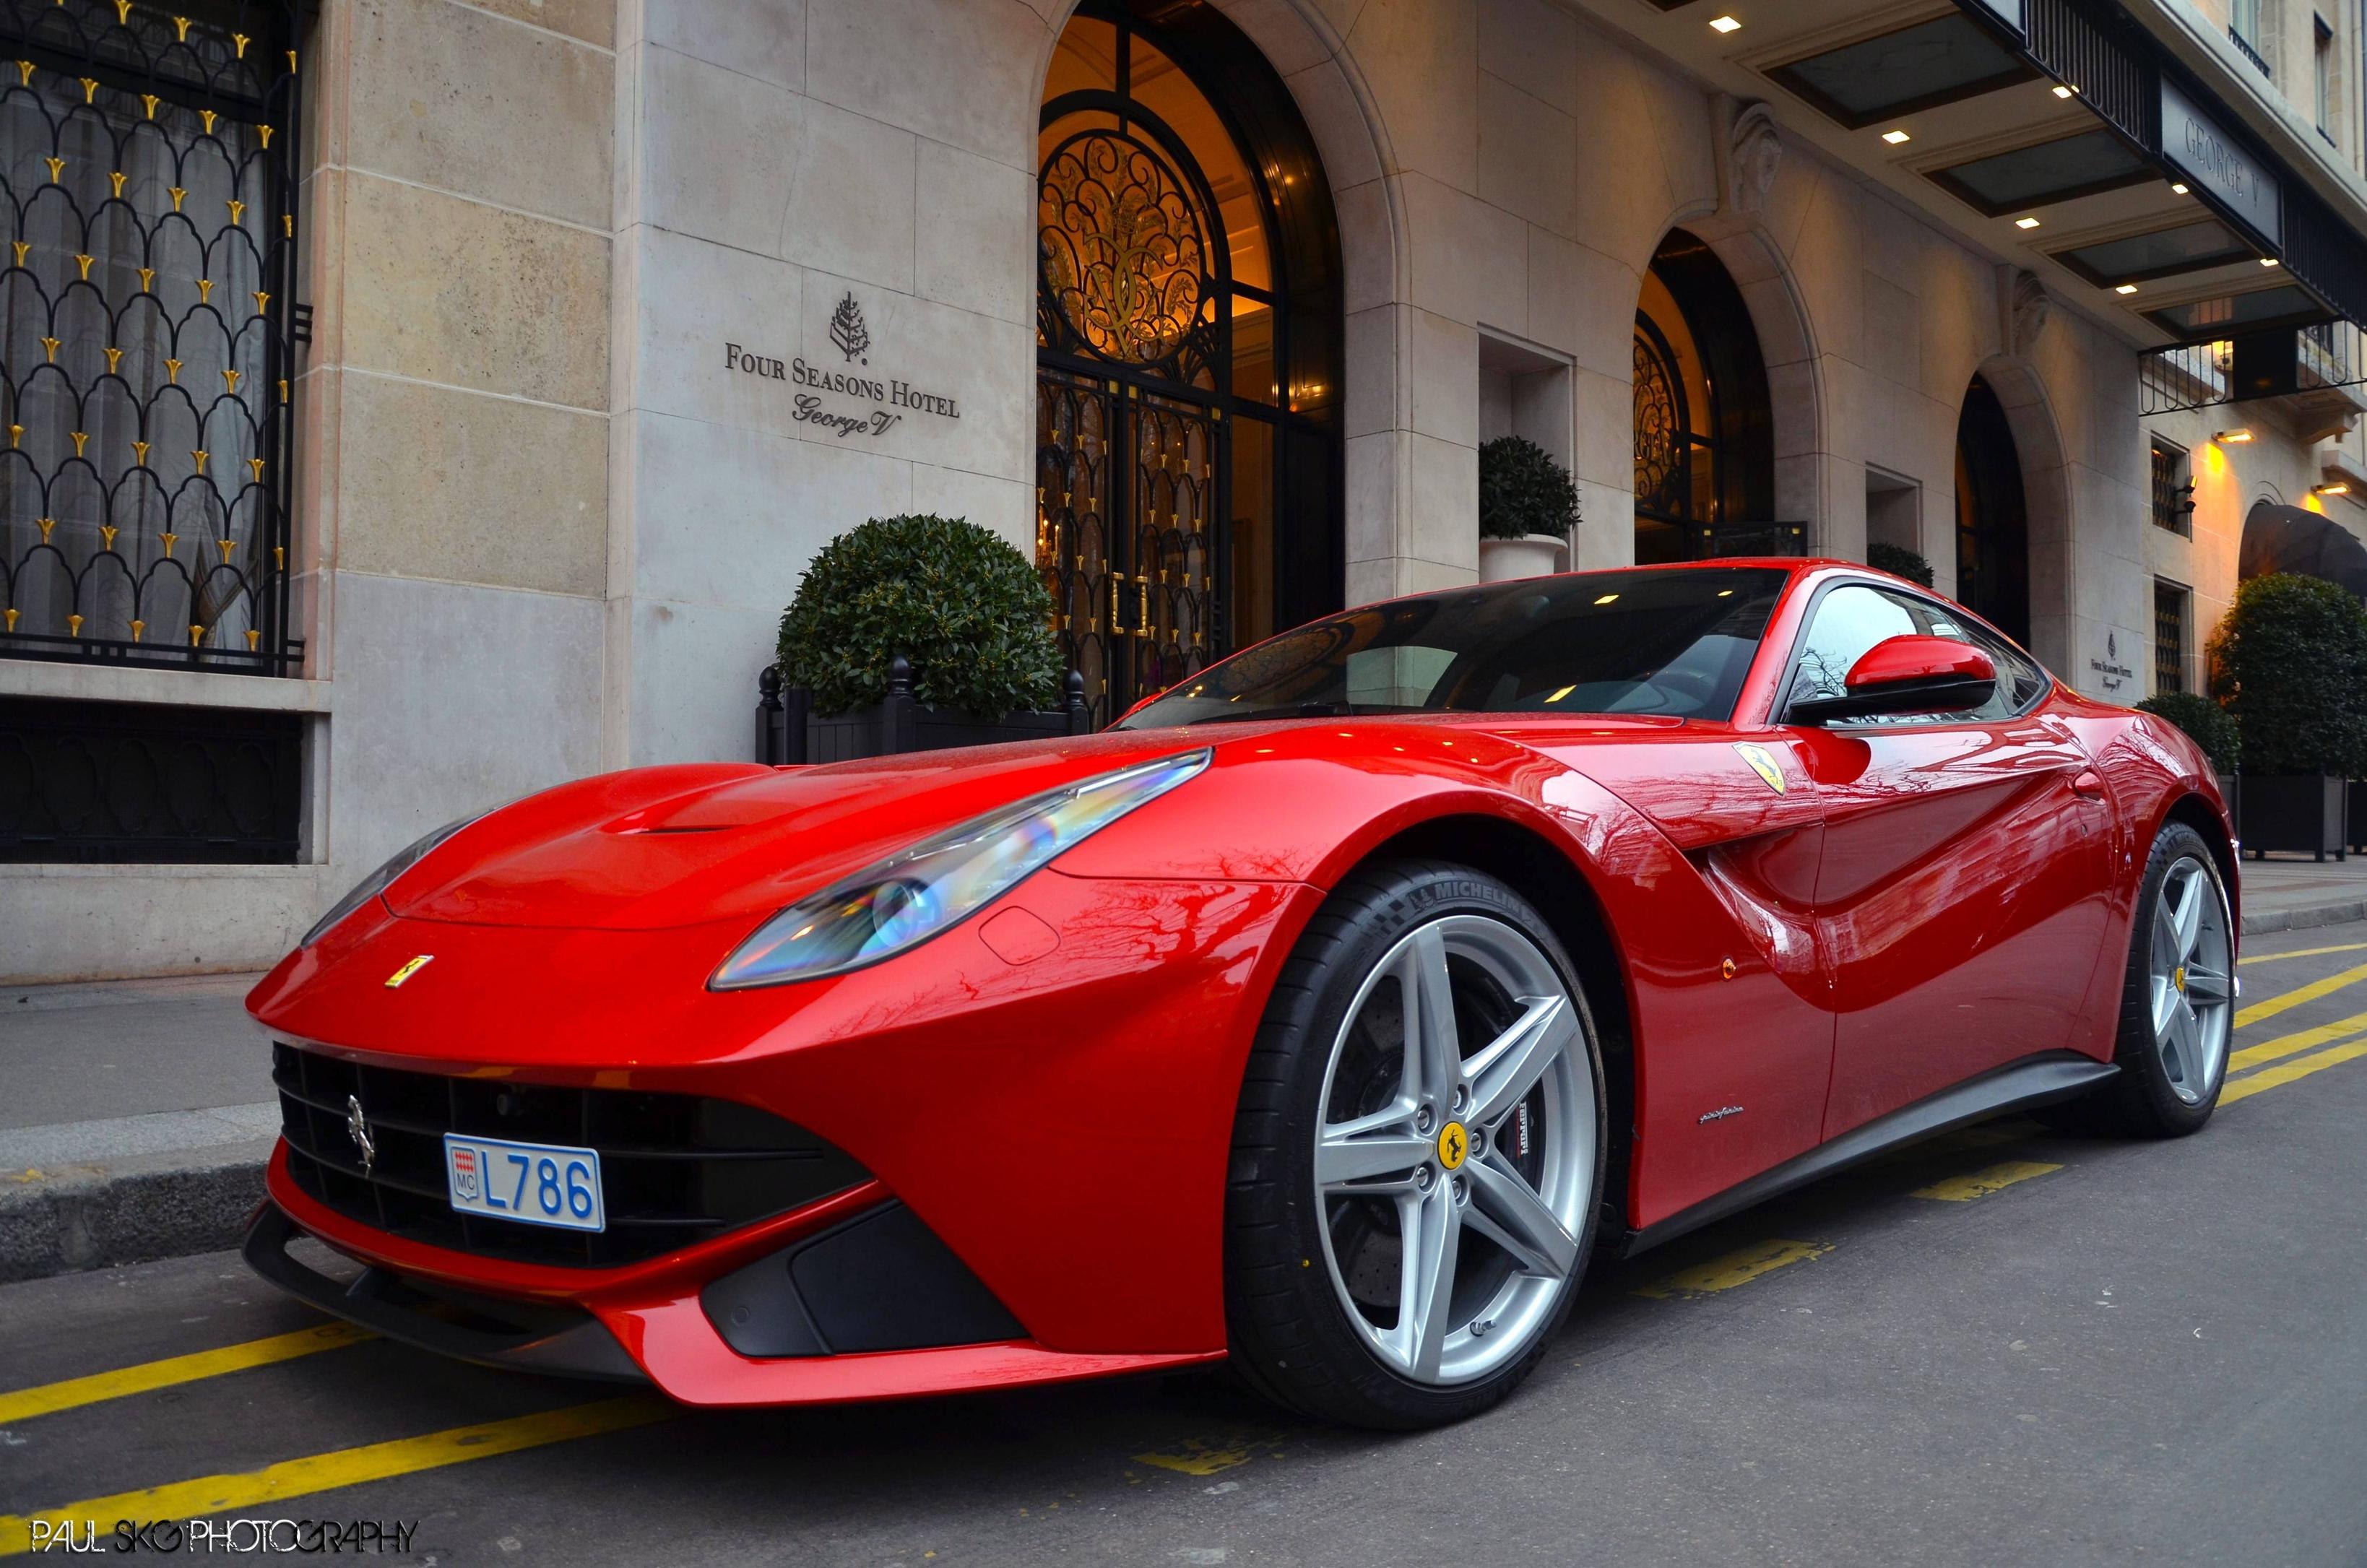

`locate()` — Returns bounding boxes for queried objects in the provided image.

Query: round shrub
[2136,691,2239,773]
[1866,541,1935,587]
[778,514,1062,719]
[1479,436,1580,542]
[2207,571,2367,775]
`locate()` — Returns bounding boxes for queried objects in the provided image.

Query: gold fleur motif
[129,618,144,641]
[158,531,176,556]
[225,198,243,225]
[7,425,21,449]
[35,517,55,543]
[272,545,284,571]
[78,77,97,103]
[9,241,25,268]
[5,608,20,633]
[163,358,180,383]
[187,623,203,646]
[141,93,159,120]
[38,336,58,363]
[14,61,32,87]
[221,368,239,394]
[102,346,121,373]
[258,124,274,149]
[172,15,190,41]
[198,109,215,136]
[131,439,148,464]
[66,613,82,637]
[215,537,234,562]
[277,378,289,404]
[72,253,92,280]
[245,628,261,651]
[99,524,117,550]
[43,156,63,183]
[113,0,130,22]
[108,170,126,198]
[252,290,270,315]
[194,277,211,303]
[246,456,265,482]
[167,186,185,212]
[136,267,153,293]
[68,430,86,456]
[189,448,207,474]
[231,32,248,57]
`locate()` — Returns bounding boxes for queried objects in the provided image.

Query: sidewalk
[5,852,2366,1284]
[1,972,275,1283]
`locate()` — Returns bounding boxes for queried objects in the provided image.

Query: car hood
[386,731,1230,932]
[384,714,1694,933]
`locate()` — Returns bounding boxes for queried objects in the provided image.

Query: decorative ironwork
[0,695,300,861]
[2141,324,2367,415]
[0,0,303,675]
[1632,319,1689,522]
[1039,128,1219,386]
[2150,438,2194,536]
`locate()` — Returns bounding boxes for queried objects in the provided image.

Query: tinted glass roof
[2145,282,2328,337]
[1930,129,2151,214]
[1768,16,2031,126]
[2053,219,2254,285]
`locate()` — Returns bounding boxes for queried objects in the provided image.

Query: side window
[1788,583,2044,725]
[1788,585,1917,709]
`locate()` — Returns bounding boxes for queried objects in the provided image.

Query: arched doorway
[1632,230,1775,564]
[1035,2,1343,724]
[1954,375,2031,646]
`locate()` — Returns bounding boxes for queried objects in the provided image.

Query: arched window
[1037,2,1341,724]
[1955,375,2030,646]
[1632,231,1773,564]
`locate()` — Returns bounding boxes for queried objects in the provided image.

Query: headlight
[711,748,1212,989]
[300,817,474,948]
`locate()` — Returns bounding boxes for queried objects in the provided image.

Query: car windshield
[1116,567,1789,728]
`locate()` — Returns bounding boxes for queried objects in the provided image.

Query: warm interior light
[2015,217,2042,230]
[1709,14,1741,33]
[2262,257,2282,268]
[1881,129,1912,144]
[2053,84,2076,98]
[2115,284,2140,294]
[2171,182,2191,194]
[2215,428,2254,443]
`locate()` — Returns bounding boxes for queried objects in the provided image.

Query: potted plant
[2208,571,2367,861]
[758,514,1088,764]
[1478,436,1576,582]
[1866,541,1935,586]
[2136,690,2241,826]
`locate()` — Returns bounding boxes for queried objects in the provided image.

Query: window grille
[2150,438,2194,536]
[2154,580,2188,695]
[0,0,303,675]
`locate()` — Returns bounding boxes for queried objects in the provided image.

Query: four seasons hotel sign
[724,291,964,441]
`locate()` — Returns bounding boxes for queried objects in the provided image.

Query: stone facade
[1,0,2351,981]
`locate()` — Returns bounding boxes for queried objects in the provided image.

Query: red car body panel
[246,560,2236,1405]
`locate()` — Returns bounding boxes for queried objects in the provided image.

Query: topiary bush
[778,514,1062,719]
[1866,541,1935,587]
[2207,571,2367,775]
[1479,436,1580,542]
[2137,691,2240,773]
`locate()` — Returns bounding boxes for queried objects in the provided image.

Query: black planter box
[2351,780,2367,854]
[2238,773,2347,860]
[757,659,1090,766]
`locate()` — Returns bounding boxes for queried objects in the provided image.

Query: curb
[0,1140,269,1284]
[2241,899,2367,936]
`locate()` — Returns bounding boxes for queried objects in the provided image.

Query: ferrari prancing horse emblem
[1437,1120,1468,1171]
[384,954,434,989]
[1732,742,1787,795]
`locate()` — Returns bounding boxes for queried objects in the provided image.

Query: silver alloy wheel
[2150,854,2234,1105]
[1311,915,1594,1387]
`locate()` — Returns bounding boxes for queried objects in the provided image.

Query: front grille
[272,1042,869,1268]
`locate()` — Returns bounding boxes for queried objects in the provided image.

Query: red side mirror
[1790,635,1996,724]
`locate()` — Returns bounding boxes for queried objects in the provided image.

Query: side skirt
[1620,1051,2119,1258]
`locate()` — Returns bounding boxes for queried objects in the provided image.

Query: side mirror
[1788,635,1996,724]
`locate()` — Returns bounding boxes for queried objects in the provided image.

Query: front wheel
[1223,861,1605,1429]
[2053,821,2235,1137]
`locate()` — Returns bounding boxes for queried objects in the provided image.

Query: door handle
[2071,769,2107,800]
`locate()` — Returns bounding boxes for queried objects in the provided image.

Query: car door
[1778,581,2115,1140]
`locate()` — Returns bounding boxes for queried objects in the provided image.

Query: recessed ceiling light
[1709,14,1741,33]
[2053,84,2077,98]
[2262,257,2282,267]
[1594,593,1620,605]
[1882,129,1912,144]
[2015,217,2042,230]
[2171,182,2191,194]
[2115,284,2140,294]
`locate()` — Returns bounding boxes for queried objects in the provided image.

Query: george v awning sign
[2160,77,2282,249]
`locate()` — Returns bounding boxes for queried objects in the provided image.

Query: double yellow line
[2221,945,2367,1105]
[0,1322,669,1556]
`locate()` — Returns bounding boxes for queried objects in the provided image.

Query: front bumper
[244,869,1315,1403]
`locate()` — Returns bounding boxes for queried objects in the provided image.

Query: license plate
[443,1134,605,1233]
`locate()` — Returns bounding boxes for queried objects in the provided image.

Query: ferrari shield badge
[384,954,434,989]
[1732,742,1787,796]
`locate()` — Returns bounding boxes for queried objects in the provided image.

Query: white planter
[1477,534,1570,583]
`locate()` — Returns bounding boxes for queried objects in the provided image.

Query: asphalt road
[7,919,2367,1566]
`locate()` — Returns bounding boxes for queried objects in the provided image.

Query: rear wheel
[2049,821,2233,1137]
[1224,861,1605,1429]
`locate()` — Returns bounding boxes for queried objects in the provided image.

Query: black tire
[2042,821,2231,1138]
[1222,859,1606,1429]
